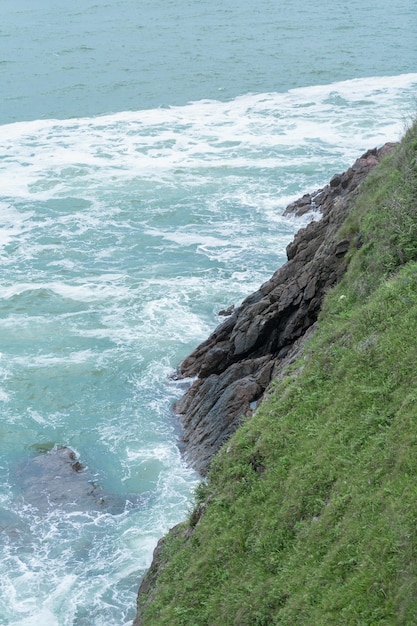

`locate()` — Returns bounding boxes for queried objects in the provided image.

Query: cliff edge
[175,143,395,475]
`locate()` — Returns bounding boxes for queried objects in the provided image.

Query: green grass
[137,121,417,625]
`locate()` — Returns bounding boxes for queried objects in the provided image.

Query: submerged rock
[12,445,141,514]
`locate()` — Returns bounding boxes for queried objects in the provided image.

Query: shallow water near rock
[11,446,143,514]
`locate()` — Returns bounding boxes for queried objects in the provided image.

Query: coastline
[174,143,395,476]
[133,141,397,623]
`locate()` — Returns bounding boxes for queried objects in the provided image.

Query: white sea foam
[0,74,416,202]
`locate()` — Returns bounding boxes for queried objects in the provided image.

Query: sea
[0,0,416,624]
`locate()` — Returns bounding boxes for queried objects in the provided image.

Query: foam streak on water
[0,75,416,624]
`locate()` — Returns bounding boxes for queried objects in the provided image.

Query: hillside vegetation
[136,121,417,625]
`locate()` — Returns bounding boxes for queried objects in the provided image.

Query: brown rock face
[174,144,395,475]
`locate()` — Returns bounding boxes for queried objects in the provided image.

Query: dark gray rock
[176,356,274,474]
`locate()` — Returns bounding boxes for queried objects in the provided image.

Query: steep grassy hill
[135,120,417,625]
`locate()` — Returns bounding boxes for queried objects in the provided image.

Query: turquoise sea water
[0,1,416,624]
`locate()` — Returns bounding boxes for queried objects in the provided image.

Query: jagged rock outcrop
[174,144,395,475]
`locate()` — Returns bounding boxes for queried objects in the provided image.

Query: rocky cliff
[133,143,398,624]
[133,143,397,624]
[132,125,417,624]
[174,143,395,476]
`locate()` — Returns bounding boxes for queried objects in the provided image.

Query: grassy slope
[138,122,417,625]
